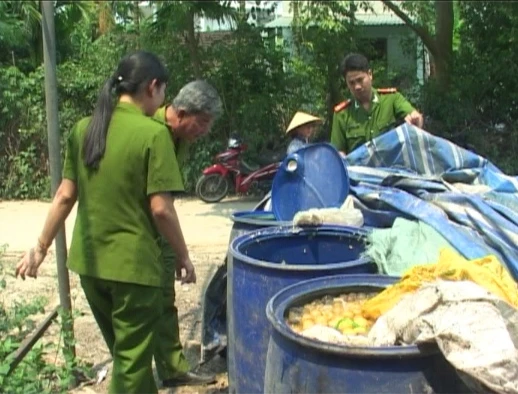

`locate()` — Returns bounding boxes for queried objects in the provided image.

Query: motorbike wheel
[196,174,230,203]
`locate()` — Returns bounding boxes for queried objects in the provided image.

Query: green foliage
[0,66,49,199]
[0,247,92,393]
[384,1,436,34]
[457,1,518,123]
[0,32,130,200]
[1,0,517,201]
[175,27,297,187]
[150,0,236,33]
[418,1,518,174]
[294,1,361,133]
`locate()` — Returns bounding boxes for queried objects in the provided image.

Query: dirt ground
[0,196,259,394]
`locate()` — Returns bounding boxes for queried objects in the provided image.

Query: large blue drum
[265,274,470,393]
[227,226,377,393]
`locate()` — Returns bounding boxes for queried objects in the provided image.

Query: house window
[359,38,388,62]
[371,38,388,61]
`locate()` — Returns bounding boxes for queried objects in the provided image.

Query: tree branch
[380,0,439,58]
[435,1,453,59]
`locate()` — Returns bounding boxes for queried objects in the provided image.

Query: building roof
[356,13,405,25]
[263,13,405,29]
[264,16,293,29]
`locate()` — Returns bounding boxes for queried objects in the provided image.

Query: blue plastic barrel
[200,211,292,363]
[264,274,470,394]
[227,226,377,394]
[228,210,291,244]
[272,143,350,221]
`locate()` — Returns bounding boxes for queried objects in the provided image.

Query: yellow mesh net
[362,248,518,320]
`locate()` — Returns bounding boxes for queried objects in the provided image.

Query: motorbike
[196,136,284,203]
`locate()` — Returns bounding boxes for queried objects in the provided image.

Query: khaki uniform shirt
[153,105,190,168]
[63,102,184,287]
[330,88,416,153]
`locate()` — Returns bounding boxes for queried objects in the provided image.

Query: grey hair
[172,80,222,118]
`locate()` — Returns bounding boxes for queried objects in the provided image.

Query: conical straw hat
[286,112,322,134]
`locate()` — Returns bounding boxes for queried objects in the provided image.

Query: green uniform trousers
[80,275,162,394]
[154,237,191,380]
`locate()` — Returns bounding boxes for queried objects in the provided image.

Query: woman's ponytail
[82,76,116,169]
[82,51,168,169]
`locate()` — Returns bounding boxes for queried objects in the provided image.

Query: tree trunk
[33,1,43,66]
[238,0,247,27]
[434,0,454,90]
[134,1,140,49]
[292,0,302,54]
[185,8,202,78]
[325,61,342,138]
[381,0,454,91]
[97,1,113,36]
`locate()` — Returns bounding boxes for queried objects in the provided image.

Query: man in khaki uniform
[331,53,424,155]
[153,80,222,388]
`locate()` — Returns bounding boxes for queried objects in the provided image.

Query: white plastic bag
[369,280,518,394]
[293,196,364,227]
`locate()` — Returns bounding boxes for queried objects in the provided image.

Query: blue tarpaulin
[345,124,518,280]
[200,125,518,363]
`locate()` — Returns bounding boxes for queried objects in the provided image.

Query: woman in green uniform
[15,51,195,394]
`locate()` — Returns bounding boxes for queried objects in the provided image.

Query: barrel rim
[266,274,440,358]
[229,225,374,272]
[230,210,292,227]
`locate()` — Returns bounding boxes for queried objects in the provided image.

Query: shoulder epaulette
[377,88,398,94]
[334,100,351,113]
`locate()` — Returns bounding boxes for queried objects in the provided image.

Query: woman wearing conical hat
[286,111,322,154]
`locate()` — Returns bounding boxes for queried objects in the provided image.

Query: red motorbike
[196,136,284,203]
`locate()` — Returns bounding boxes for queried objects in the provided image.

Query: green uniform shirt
[153,106,190,168]
[330,88,416,153]
[63,102,185,287]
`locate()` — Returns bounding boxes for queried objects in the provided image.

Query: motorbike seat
[240,160,260,174]
[257,152,285,166]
